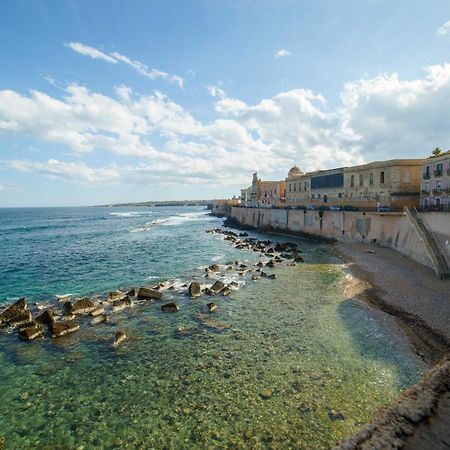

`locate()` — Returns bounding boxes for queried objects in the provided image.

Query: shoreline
[332,242,450,366]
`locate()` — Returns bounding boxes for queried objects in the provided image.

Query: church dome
[288,166,303,177]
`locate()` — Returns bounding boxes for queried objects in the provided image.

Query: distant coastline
[94,200,213,208]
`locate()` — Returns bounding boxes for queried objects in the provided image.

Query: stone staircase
[404,207,450,279]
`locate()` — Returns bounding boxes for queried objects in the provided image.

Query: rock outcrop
[49,321,80,338]
[161,302,179,313]
[188,282,202,298]
[137,287,163,301]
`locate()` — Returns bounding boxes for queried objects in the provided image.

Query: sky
[0,0,449,206]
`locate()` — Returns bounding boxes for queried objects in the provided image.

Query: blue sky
[0,0,449,206]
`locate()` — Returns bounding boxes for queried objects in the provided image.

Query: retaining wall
[230,207,450,271]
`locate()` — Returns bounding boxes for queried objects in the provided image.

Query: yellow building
[343,159,423,209]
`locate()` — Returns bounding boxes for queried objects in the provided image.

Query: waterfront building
[420,150,450,211]
[240,186,252,207]
[285,166,311,206]
[243,172,286,207]
[309,168,345,205]
[343,159,424,209]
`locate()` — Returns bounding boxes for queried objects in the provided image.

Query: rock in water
[35,310,55,326]
[188,282,202,298]
[91,314,108,325]
[294,256,305,263]
[114,330,127,346]
[210,281,225,293]
[0,298,28,325]
[256,261,264,267]
[49,321,80,338]
[259,389,273,400]
[161,303,179,313]
[207,303,217,313]
[90,306,105,317]
[64,298,96,315]
[208,264,220,272]
[112,296,133,312]
[252,275,260,280]
[9,310,32,328]
[266,260,275,268]
[108,290,125,302]
[18,324,44,341]
[137,287,163,301]
[268,274,276,279]
[222,287,231,296]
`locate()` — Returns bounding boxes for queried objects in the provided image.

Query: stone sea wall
[230,207,450,272]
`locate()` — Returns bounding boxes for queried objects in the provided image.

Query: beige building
[343,159,423,209]
[284,159,424,210]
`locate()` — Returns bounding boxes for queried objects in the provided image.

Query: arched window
[350,175,355,186]
[359,174,364,186]
[289,184,292,192]
[369,173,373,185]
[293,183,296,192]
[380,171,385,184]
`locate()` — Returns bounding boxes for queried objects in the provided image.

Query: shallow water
[0,207,426,449]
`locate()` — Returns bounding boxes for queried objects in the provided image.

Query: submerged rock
[188,282,202,298]
[0,298,28,325]
[207,302,217,313]
[161,302,179,313]
[252,275,260,280]
[268,274,276,279]
[49,321,80,338]
[91,314,108,325]
[112,296,133,312]
[259,389,273,400]
[18,324,44,341]
[108,290,125,302]
[90,306,105,317]
[137,287,163,301]
[114,330,127,346]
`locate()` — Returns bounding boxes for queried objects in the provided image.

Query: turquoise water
[0,207,426,449]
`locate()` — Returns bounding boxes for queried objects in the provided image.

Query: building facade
[241,172,286,207]
[420,151,450,211]
[343,159,423,209]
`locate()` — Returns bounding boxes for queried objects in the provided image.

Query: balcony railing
[423,173,431,180]
[434,169,443,177]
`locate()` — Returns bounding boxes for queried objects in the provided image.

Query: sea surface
[0,206,426,449]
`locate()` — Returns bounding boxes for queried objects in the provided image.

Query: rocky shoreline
[0,226,304,347]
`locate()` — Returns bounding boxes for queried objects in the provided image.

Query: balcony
[423,173,431,180]
[434,169,443,177]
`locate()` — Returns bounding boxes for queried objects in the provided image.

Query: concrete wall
[230,207,450,271]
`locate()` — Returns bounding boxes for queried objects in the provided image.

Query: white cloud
[1,62,450,188]
[436,20,450,36]
[65,42,117,63]
[275,49,291,58]
[66,42,184,88]
[3,159,120,184]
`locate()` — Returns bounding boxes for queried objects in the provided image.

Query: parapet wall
[230,207,450,271]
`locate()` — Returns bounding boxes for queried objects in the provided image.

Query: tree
[432,147,442,156]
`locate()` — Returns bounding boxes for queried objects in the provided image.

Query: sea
[0,206,426,449]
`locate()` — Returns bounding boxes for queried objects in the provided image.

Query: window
[425,182,430,193]
[304,182,307,190]
[289,184,292,192]
[318,194,321,199]
[338,192,342,198]
[274,189,276,195]
[359,174,364,186]
[311,194,315,199]
[369,173,373,185]
[380,171,385,184]
[350,175,355,186]
[436,181,441,192]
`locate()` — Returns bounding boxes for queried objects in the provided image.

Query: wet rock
[114,330,127,346]
[229,281,239,289]
[274,256,283,262]
[9,310,33,328]
[266,260,275,268]
[260,271,268,278]
[267,274,276,279]
[108,290,125,301]
[168,286,175,291]
[256,261,264,267]
[112,296,133,312]
[208,264,220,272]
[90,306,105,317]
[222,287,231,296]
[161,302,179,313]
[252,275,260,280]
[328,409,346,421]
[91,314,108,325]
[137,287,163,301]
[239,232,249,237]
[35,310,55,326]
[126,288,137,297]
[49,321,80,338]
[18,324,44,341]
[227,266,233,271]
[0,298,28,325]
[188,282,202,298]
[294,256,305,263]
[204,288,215,296]
[210,281,225,293]
[207,302,217,313]
[239,264,248,269]
[259,389,273,400]
[64,298,96,315]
